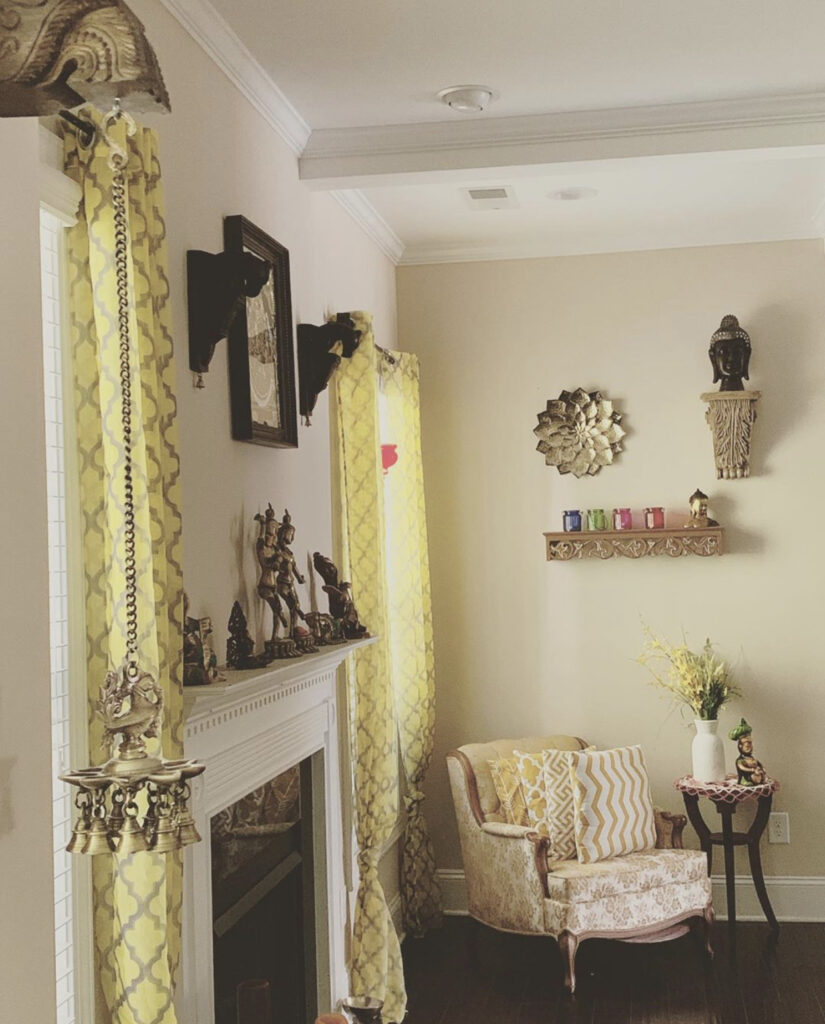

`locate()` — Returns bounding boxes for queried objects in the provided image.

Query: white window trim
[39,124,95,1024]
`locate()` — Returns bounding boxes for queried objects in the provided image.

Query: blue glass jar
[563,509,582,532]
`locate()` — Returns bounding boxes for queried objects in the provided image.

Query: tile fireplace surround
[180,639,373,1023]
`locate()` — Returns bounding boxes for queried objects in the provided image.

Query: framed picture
[224,215,298,448]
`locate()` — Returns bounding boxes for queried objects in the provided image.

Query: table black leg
[682,793,713,875]
[747,795,779,932]
[719,804,737,927]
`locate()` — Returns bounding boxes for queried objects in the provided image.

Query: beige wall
[0,4,397,1021]
[398,241,825,879]
[130,0,397,649]
[0,120,58,1024]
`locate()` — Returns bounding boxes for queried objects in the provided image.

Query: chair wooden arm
[654,807,687,849]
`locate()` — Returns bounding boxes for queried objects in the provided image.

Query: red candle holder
[644,506,665,529]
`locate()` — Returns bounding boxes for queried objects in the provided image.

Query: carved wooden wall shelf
[544,527,724,561]
[701,391,760,480]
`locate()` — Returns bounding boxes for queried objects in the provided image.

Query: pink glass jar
[613,507,632,531]
[644,506,665,529]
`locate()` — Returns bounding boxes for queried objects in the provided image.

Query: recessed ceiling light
[548,187,599,201]
[437,85,494,113]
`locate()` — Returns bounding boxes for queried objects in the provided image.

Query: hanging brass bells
[61,660,205,855]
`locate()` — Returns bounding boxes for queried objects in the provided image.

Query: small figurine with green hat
[729,718,767,786]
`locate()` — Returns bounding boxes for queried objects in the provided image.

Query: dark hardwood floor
[401,916,825,1023]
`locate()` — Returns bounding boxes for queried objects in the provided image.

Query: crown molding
[301,92,825,187]
[157,0,311,154]
[330,190,404,264]
[399,231,818,267]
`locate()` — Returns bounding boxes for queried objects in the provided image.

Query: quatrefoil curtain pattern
[332,312,441,1023]
[379,353,442,938]
[64,112,184,1024]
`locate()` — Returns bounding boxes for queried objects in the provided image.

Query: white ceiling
[364,149,825,263]
[207,0,825,130]
[168,0,825,262]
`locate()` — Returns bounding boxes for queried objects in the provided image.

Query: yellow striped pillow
[569,745,656,863]
[488,757,529,826]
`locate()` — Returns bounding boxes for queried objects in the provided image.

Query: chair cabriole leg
[703,903,715,958]
[558,931,578,994]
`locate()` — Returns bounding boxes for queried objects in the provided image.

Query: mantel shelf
[544,526,724,561]
[183,635,376,723]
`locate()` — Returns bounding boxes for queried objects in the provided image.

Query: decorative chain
[104,101,140,676]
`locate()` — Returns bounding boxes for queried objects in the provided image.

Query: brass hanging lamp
[60,103,204,856]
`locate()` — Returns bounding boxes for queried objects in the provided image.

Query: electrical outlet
[768,811,790,844]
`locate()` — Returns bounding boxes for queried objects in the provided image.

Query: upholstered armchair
[447,736,714,992]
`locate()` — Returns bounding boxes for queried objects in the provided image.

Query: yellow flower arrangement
[638,626,740,721]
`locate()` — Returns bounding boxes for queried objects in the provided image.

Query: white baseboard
[436,869,825,923]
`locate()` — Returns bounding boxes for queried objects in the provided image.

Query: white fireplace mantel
[180,638,374,1023]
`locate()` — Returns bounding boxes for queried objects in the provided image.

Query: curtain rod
[58,109,96,147]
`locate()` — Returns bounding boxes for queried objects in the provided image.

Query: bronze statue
[183,593,222,685]
[729,718,767,786]
[709,315,751,392]
[97,662,163,764]
[226,601,257,669]
[254,505,293,655]
[313,552,369,639]
[684,488,719,529]
[254,506,316,657]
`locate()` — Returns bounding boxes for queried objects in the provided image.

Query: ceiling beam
[300,92,825,189]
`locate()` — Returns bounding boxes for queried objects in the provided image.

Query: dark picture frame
[224,215,298,448]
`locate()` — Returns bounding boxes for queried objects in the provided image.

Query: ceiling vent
[462,186,518,210]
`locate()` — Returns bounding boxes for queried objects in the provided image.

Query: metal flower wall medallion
[534,388,626,477]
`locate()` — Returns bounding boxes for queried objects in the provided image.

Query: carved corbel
[297,315,362,424]
[0,0,169,117]
[186,249,270,379]
[701,391,761,479]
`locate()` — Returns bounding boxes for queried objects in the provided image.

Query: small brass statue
[98,661,164,769]
[709,315,751,392]
[313,552,369,640]
[183,594,223,685]
[729,718,767,787]
[684,488,719,529]
[226,601,259,669]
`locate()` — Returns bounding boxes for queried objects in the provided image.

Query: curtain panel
[379,353,442,938]
[331,312,406,1023]
[64,111,184,1024]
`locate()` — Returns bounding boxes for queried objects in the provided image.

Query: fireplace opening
[211,757,320,1024]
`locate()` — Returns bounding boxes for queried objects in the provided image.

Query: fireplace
[211,761,317,1023]
[180,641,373,1024]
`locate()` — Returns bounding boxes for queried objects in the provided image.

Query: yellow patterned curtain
[331,312,406,1023]
[64,111,184,1024]
[379,353,442,938]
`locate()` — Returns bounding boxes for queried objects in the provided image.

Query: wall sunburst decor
[534,388,626,477]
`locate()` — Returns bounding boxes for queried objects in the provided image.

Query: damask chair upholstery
[447,736,714,992]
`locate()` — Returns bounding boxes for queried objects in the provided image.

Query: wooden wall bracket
[701,391,760,480]
[297,317,361,425]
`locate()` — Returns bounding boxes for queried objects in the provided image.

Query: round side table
[675,775,780,932]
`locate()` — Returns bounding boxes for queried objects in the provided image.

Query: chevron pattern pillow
[568,745,657,863]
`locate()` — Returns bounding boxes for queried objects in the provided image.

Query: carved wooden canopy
[0,0,170,116]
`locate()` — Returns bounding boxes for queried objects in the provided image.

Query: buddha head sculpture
[709,315,751,392]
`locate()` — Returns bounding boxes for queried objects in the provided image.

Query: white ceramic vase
[691,719,726,783]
